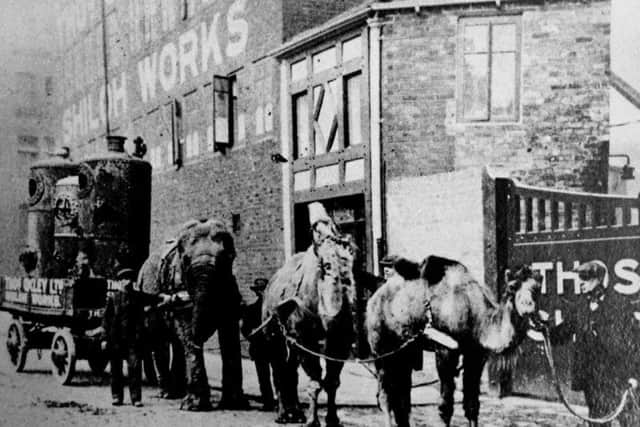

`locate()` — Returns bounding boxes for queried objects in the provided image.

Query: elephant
[137,218,247,411]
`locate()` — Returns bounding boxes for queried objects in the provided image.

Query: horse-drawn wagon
[0,276,127,384]
[0,135,151,385]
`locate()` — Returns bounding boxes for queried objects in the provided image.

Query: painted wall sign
[61,0,250,146]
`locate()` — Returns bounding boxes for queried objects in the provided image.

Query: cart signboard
[0,277,73,315]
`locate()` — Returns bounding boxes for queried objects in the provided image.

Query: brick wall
[282,0,367,41]
[57,0,374,299]
[151,138,284,301]
[381,0,610,192]
[386,167,489,285]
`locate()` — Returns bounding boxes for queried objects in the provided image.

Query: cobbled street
[0,312,595,427]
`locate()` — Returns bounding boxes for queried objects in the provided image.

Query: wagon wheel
[6,319,28,372]
[50,329,76,385]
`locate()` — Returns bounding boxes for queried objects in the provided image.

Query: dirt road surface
[0,312,589,426]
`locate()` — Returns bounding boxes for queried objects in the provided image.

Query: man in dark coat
[102,265,145,407]
[241,278,275,411]
[549,260,640,427]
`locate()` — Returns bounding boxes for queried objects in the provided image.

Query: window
[293,92,310,159]
[143,0,155,44]
[161,0,176,32]
[181,0,189,20]
[212,75,235,153]
[45,77,54,97]
[290,34,365,160]
[183,89,201,159]
[458,16,521,122]
[156,101,182,169]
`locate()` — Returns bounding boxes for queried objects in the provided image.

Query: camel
[366,256,542,427]
[261,202,356,427]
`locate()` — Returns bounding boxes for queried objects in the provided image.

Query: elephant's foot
[157,389,185,399]
[325,414,343,427]
[217,397,250,410]
[467,419,478,427]
[180,394,213,412]
[275,408,307,424]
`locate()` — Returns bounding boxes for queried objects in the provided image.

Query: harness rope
[249,313,423,364]
[541,326,639,424]
[246,312,440,388]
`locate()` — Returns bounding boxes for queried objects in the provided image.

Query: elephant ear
[176,219,199,254]
[210,222,236,262]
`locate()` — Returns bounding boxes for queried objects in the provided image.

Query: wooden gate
[495,177,640,399]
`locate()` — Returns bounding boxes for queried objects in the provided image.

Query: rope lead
[541,327,638,424]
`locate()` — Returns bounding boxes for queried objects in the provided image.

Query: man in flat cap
[102,249,145,407]
[380,254,400,281]
[549,260,640,426]
[241,278,275,411]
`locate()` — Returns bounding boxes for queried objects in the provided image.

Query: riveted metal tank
[25,150,78,277]
[52,176,80,278]
[77,136,151,278]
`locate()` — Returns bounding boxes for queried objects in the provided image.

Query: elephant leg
[462,350,487,427]
[146,312,172,396]
[150,340,171,395]
[323,360,345,427]
[142,350,158,387]
[218,317,248,408]
[299,350,323,427]
[169,335,187,398]
[174,313,212,411]
[436,348,460,426]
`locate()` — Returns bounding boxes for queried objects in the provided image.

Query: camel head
[503,265,543,331]
[310,209,356,320]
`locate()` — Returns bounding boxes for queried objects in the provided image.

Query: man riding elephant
[138,218,247,411]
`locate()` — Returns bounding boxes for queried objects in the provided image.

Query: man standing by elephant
[102,251,145,407]
[549,260,640,427]
[241,278,275,411]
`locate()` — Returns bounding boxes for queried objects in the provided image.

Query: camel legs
[323,360,344,427]
[436,348,460,426]
[270,344,305,424]
[375,362,394,427]
[375,355,413,427]
[300,351,323,427]
[462,350,487,427]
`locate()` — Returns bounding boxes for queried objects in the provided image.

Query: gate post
[495,177,514,296]
[492,177,515,397]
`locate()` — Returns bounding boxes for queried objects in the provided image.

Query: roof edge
[270,7,372,59]
[270,0,523,58]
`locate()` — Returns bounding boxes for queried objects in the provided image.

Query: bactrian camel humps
[366,256,542,427]
[261,202,356,427]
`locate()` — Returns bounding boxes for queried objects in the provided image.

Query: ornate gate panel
[495,178,640,400]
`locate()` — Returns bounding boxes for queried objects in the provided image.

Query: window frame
[288,30,368,163]
[212,74,236,154]
[456,14,522,124]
